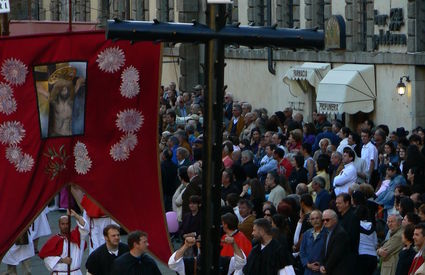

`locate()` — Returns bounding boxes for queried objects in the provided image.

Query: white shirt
[336,138,349,154]
[43,219,89,275]
[268,185,286,208]
[333,162,357,196]
[361,141,378,171]
[168,250,246,275]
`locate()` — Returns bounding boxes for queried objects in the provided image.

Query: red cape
[39,227,85,259]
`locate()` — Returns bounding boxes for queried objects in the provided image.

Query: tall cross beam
[106,4,324,274]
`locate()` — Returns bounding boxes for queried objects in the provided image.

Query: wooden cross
[107,3,325,274]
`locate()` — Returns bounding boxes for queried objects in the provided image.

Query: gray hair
[241,150,254,161]
[319,138,331,147]
[323,209,338,220]
[176,147,190,159]
[312,176,326,189]
[389,214,403,224]
[188,163,202,176]
[296,183,308,195]
[331,151,342,160]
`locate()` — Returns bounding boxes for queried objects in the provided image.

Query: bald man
[39,209,89,275]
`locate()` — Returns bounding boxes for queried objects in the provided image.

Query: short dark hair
[414,223,425,237]
[226,193,240,207]
[300,194,314,208]
[343,147,355,160]
[404,224,415,243]
[253,218,272,235]
[361,128,371,137]
[274,147,285,158]
[221,212,239,230]
[189,195,202,204]
[103,224,121,237]
[294,153,304,168]
[405,212,421,225]
[178,166,190,182]
[340,127,351,137]
[336,193,351,204]
[127,230,148,249]
[301,143,312,155]
[238,198,253,210]
[267,170,280,186]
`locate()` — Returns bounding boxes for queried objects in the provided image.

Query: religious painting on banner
[0,31,171,262]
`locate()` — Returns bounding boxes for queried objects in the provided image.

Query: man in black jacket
[86,224,129,275]
[111,231,161,275]
[243,218,291,275]
[336,192,360,273]
[320,209,351,275]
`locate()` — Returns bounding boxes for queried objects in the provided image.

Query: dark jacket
[339,207,360,255]
[182,175,202,215]
[86,243,129,275]
[322,224,351,275]
[243,238,290,275]
[395,246,416,275]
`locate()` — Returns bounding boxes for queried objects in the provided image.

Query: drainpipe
[267,0,276,75]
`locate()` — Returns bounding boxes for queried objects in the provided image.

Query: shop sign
[0,0,9,14]
[319,103,339,113]
[293,69,307,78]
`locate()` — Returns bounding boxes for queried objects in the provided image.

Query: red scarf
[39,227,85,259]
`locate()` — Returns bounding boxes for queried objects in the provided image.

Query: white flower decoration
[115,109,144,133]
[121,66,139,83]
[5,145,22,165]
[96,47,126,73]
[1,58,28,86]
[15,153,34,173]
[73,141,88,158]
[0,83,17,115]
[120,133,138,151]
[0,82,13,99]
[120,80,140,99]
[0,121,26,145]
[0,96,17,115]
[109,142,130,161]
[75,156,92,175]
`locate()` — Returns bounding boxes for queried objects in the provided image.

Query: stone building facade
[7,0,425,130]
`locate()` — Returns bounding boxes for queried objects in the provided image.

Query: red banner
[0,31,170,262]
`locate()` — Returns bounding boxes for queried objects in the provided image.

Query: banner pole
[67,184,71,275]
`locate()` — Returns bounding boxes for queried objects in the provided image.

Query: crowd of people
[3,80,425,275]
[159,81,425,275]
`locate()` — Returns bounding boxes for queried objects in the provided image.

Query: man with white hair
[182,164,202,215]
[377,214,403,275]
[239,112,256,141]
[320,209,351,275]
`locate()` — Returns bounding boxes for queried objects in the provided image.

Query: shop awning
[316,64,376,115]
[283,62,331,97]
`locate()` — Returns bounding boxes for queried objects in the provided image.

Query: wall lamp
[396,76,410,96]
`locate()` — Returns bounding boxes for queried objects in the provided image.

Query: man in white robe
[2,231,34,275]
[39,209,89,275]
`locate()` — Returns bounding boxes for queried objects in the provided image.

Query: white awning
[283,62,331,97]
[316,64,376,115]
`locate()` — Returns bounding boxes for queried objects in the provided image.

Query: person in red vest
[220,212,252,258]
[39,209,89,275]
[409,223,425,274]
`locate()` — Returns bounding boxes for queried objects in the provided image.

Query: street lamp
[397,76,410,96]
